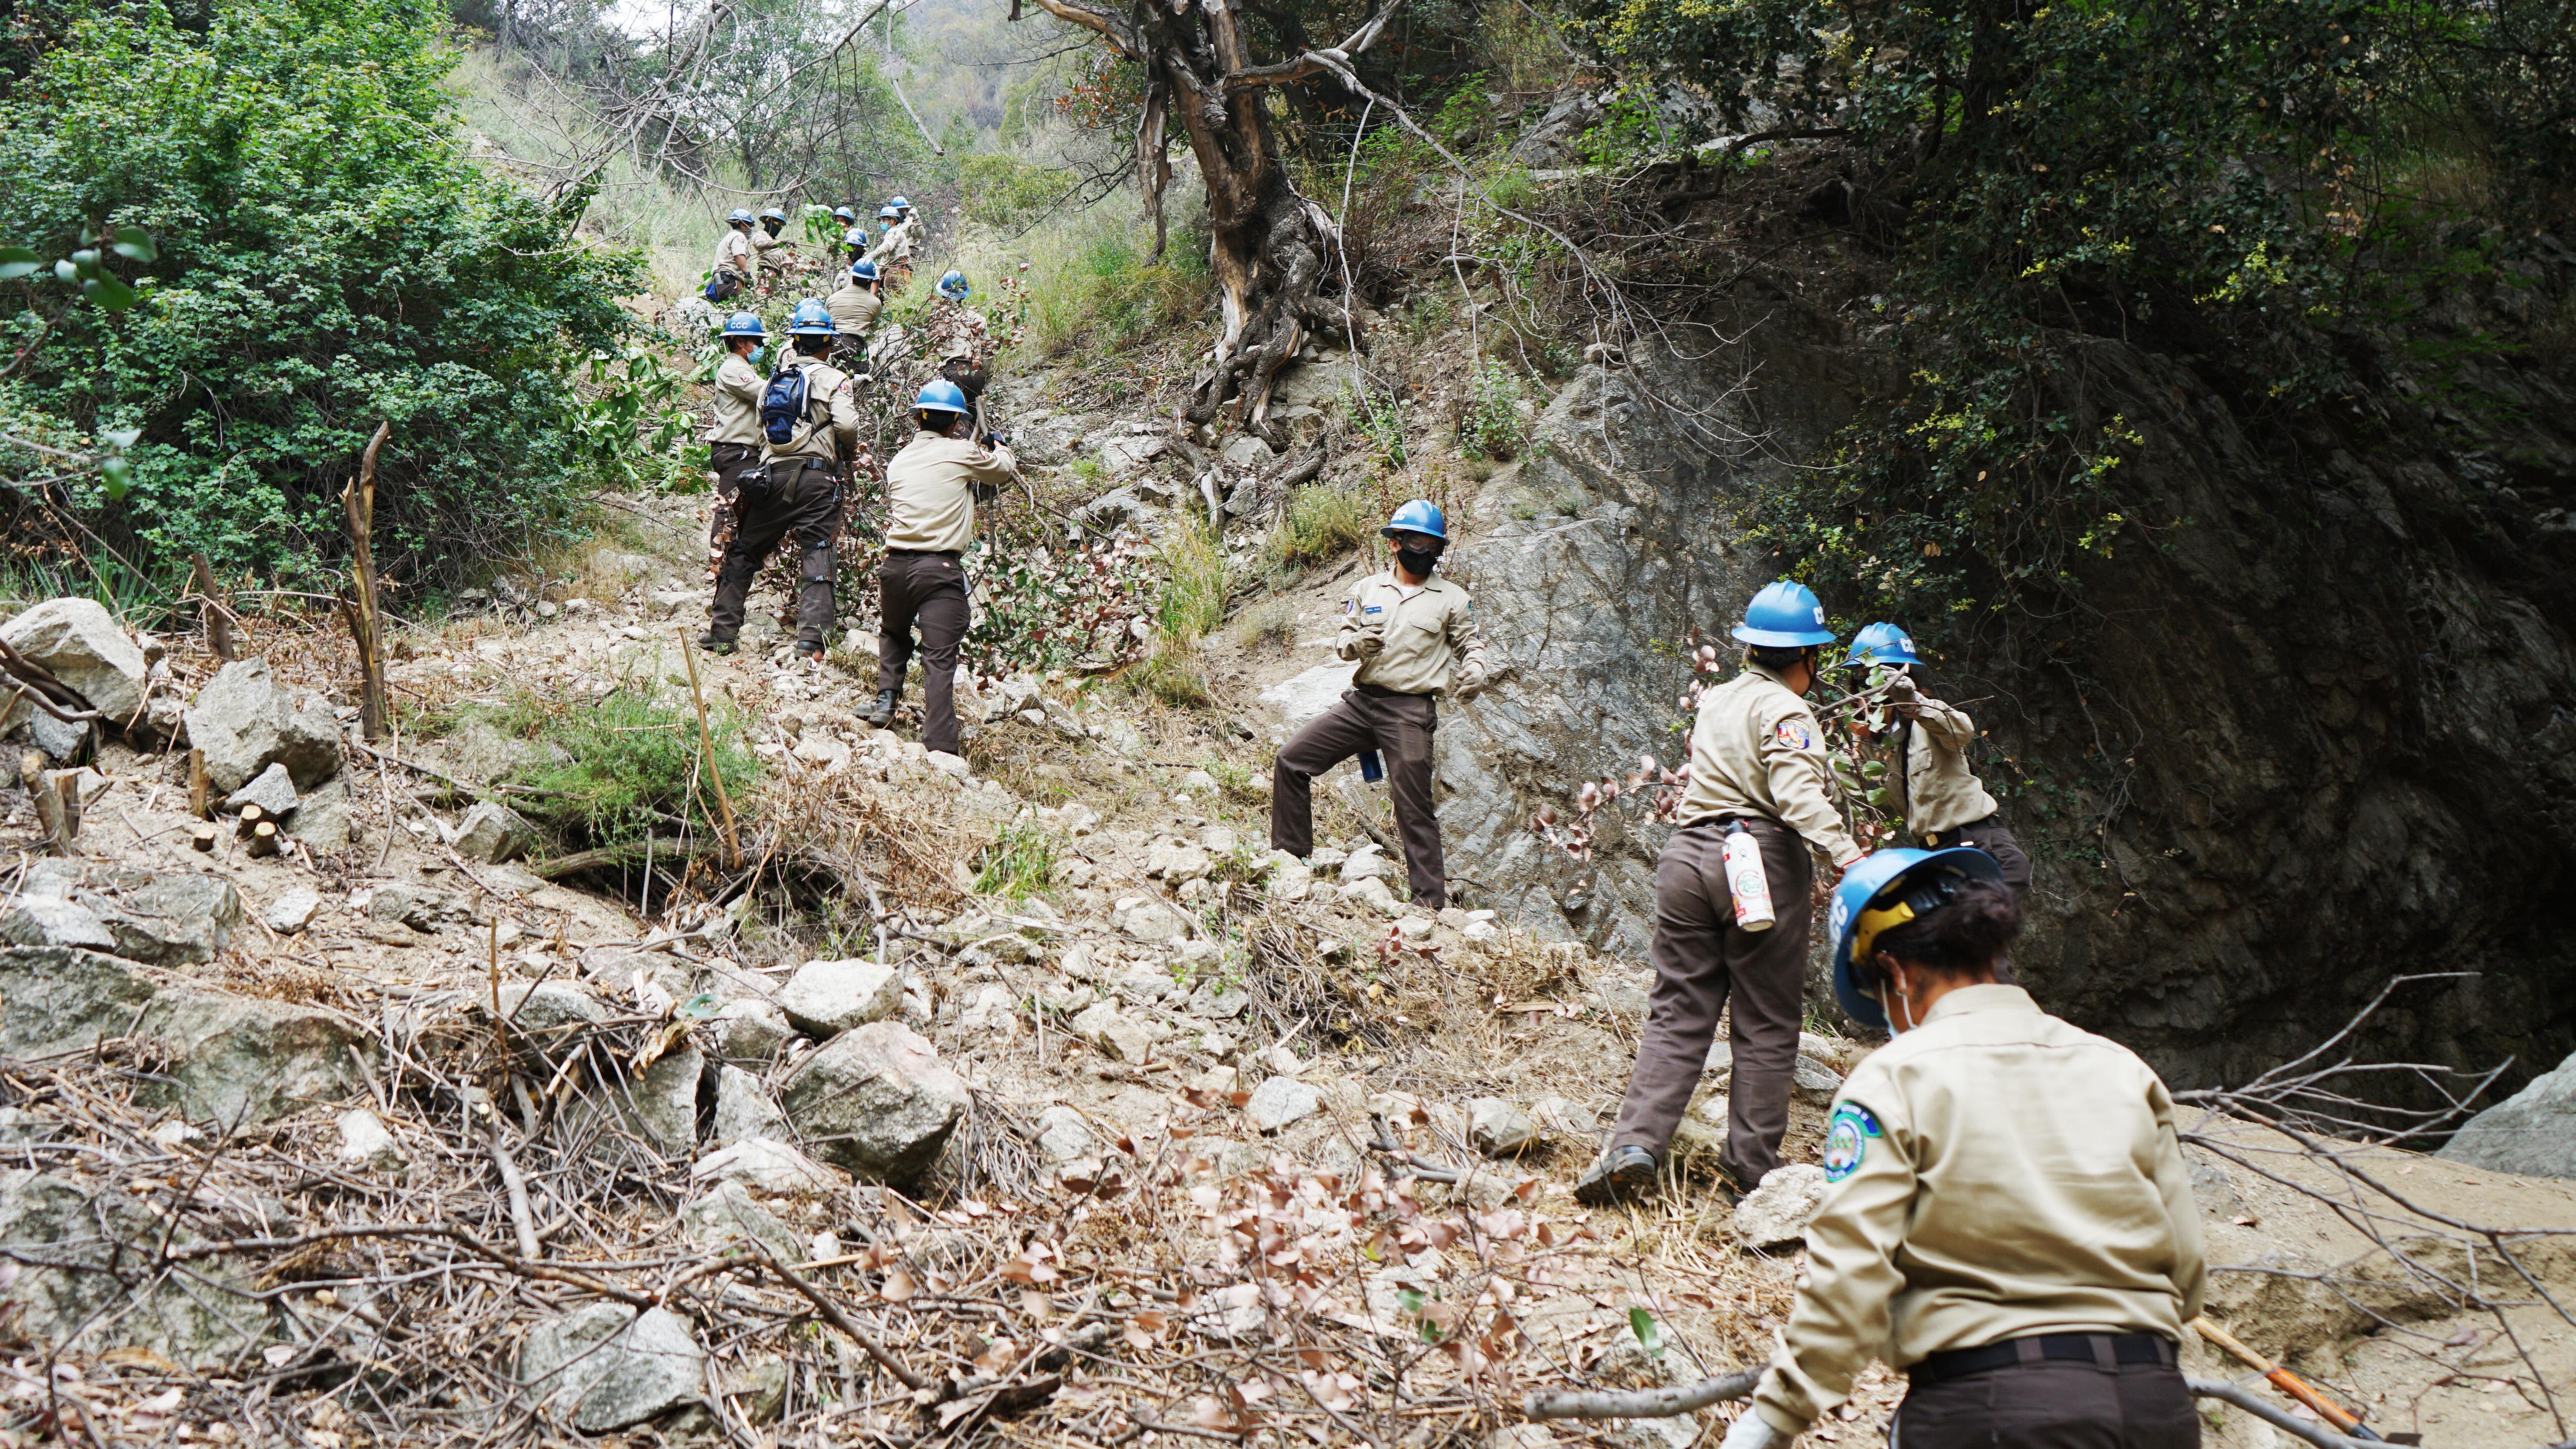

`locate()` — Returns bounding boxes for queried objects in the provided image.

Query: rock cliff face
[1436,291,2576,1094]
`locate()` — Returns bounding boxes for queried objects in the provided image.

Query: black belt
[1912,1332,2175,1385]
[1353,682,1433,700]
[1681,815,1769,831]
[1918,812,2002,849]
[887,548,960,559]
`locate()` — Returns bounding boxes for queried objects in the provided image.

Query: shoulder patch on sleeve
[1822,1102,1882,1182]
[1774,718,1813,751]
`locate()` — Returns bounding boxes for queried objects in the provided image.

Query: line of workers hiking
[696,194,2203,1449]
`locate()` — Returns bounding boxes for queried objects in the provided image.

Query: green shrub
[958,154,1067,231]
[972,821,1059,899]
[1157,513,1228,642]
[1460,360,1532,460]
[1268,485,1374,568]
[497,682,756,851]
[1022,209,1209,357]
[0,0,645,588]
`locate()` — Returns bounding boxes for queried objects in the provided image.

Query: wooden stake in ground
[189,551,237,664]
[188,747,208,818]
[31,771,74,855]
[340,420,393,742]
[677,630,741,868]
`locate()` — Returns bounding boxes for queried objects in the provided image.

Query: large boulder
[0,1168,276,1369]
[0,598,147,722]
[0,947,373,1125]
[183,657,343,792]
[518,1304,706,1433]
[777,1022,969,1182]
[773,959,902,1039]
[2440,1050,2576,1178]
[0,861,242,965]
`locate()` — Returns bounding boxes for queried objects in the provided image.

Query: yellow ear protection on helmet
[1848,872,1966,990]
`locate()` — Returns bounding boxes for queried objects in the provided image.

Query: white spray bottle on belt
[1722,821,1774,930]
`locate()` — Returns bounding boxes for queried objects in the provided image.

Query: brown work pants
[706,442,761,576]
[1608,817,1811,1189]
[1919,812,2032,899]
[1270,689,1445,909]
[1896,1349,2196,1449]
[877,551,970,757]
[710,461,841,648]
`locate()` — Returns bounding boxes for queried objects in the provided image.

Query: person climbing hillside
[702,299,858,663]
[920,270,996,430]
[1578,580,1867,1208]
[826,260,884,376]
[710,209,756,300]
[1270,502,1487,911]
[867,204,915,288]
[751,206,792,280]
[699,311,768,578]
[1845,622,2031,899]
[1722,848,2203,1449]
[863,380,1019,759]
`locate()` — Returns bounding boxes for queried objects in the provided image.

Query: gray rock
[1,598,147,722]
[1468,1097,1544,1157]
[1339,846,1397,883]
[453,801,538,864]
[265,887,323,934]
[337,1108,404,1170]
[0,1168,276,1369]
[221,762,298,818]
[1071,1001,1155,1065]
[1791,1055,1844,1107]
[1035,1104,1097,1162]
[519,1303,707,1433]
[2441,1049,2576,1178]
[678,1181,802,1262]
[182,658,343,792]
[691,1137,848,1197]
[1114,963,1178,1007]
[0,947,373,1125]
[711,1064,787,1145]
[1075,486,1147,531]
[1185,980,1251,1020]
[774,958,902,1038]
[1111,896,1189,943]
[17,704,86,761]
[1733,1163,1830,1248]
[630,1046,703,1151]
[1337,876,1402,916]
[486,981,609,1067]
[282,777,352,848]
[1247,1076,1323,1133]
[776,1022,970,1182]
[370,882,469,932]
[0,860,244,965]
[2188,1159,2247,1219]
[713,997,794,1061]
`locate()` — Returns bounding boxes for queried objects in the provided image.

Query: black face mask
[1396,546,1442,576]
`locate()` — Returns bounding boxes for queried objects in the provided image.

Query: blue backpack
[760,361,812,446]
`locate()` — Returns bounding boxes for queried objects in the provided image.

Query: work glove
[1878,668,1919,704]
[1453,663,1489,702]
[1720,1411,1790,1449]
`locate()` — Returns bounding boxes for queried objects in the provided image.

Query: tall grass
[1157,513,1229,642]
[1267,485,1375,569]
[1009,198,1211,358]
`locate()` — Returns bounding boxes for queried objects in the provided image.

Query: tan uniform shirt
[1753,985,2207,1434]
[1891,694,2000,836]
[759,355,861,469]
[1334,572,1485,696]
[751,223,789,269]
[713,227,752,278]
[702,353,762,446]
[1677,664,1863,864]
[827,281,884,342]
[922,299,993,366]
[884,433,1017,553]
[865,218,914,267]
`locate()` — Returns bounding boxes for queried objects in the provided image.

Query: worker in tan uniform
[1721,847,2204,1449]
[700,312,768,578]
[750,206,792,281]
[861,378,1019,757]
[1270,501,1486,911]
[711,209,757,299]
[702,299,860,662]
[1579,580,1866,1206]
[1845,622,2030,897]
[826,260,885,376]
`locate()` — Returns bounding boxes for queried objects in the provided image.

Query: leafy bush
[1268,484,1375,568]
[0,0,644,587]
[1156,512,1228,642]
[958,155,1068,232]
[972,821,1059,899]
[497,682,757,851]
[1459,360,1532,460]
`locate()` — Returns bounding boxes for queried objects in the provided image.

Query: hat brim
[1829,847,2009,1030]
[1732,625,1837,647]
[1378,525,1448,541]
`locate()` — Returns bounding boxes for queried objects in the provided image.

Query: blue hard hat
[1732,580,1836,648]
[1828,848,2008,1029]
[936,270,971,300]
[1379,499,1447,541]
[720,311,765,338]
[914,379,970,416]
[890,195,912,210]
[726,208,755,225]
[1844,621,1922,671]
[879,206,902,221]
[849,259,880,282]
[788,298,837,336]
[833,206,856,224]
[844,226,869,248]
[759,206,787,223]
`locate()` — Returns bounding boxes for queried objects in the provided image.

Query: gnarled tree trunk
[1016,0,1389,443]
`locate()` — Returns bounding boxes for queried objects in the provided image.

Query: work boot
[697,630,738,656]
[1572,1145,1659,1207]
[859,689,899,728]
